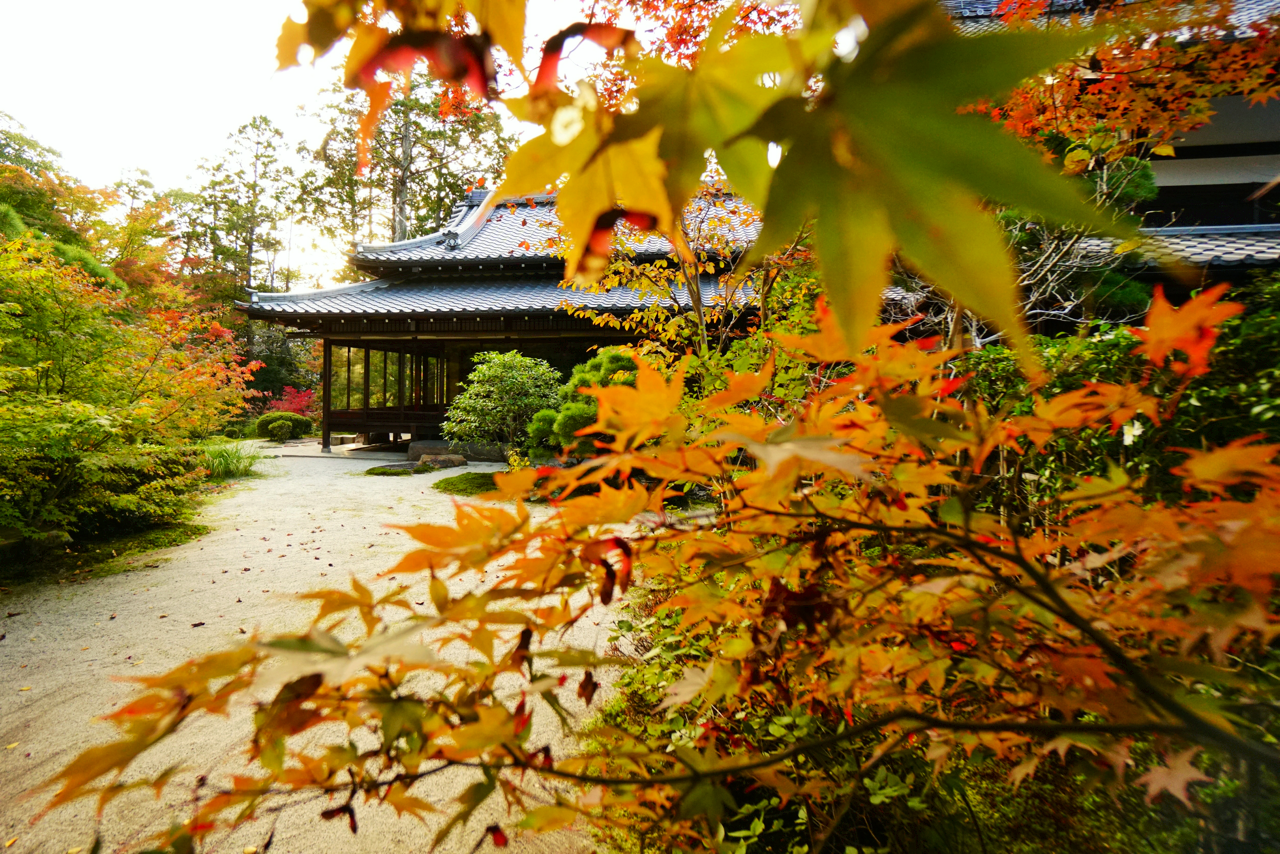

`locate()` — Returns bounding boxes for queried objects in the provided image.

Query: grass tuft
[199,442,264,480]
[365,466,413,477]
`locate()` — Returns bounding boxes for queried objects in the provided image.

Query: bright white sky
[0,0,593,191]
[0,0,605,284]
[1,1,331,190]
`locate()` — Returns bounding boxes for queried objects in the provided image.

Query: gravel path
[0,456,609,854]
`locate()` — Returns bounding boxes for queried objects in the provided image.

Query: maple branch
[367,713,1196,792]
[719,501,1280,771]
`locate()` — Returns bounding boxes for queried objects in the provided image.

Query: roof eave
[349,255,564,274]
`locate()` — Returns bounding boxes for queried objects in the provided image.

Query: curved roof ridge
[354,191,494,254]
[246,277,397,304]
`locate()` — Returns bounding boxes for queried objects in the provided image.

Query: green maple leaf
[611,24,791,211]
[743,3,1122,357]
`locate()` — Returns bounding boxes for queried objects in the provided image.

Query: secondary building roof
[945,0,1278,32]
[1130,223,1280,267]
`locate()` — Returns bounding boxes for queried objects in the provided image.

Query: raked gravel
[0,455,610,854]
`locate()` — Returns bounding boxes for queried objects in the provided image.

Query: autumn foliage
[31,0,1280,850]
[36,288,1280,850]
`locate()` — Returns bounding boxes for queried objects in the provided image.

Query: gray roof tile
[948,0,1278,34]
[245,225,1280,319]
[350,193,760,270]
[241,275,732,317]
[1084,224,1280,267]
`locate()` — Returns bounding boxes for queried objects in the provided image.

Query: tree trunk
[392,103,414,243]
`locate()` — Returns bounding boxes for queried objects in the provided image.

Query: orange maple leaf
[1172,436,1280,494]
[1130,284,1242,377]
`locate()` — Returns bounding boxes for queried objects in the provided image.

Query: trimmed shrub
[528,348,637,456]
[268,421,292,443]
[443,351,560,450]
[255,411,311,440]
[223,426,241,440]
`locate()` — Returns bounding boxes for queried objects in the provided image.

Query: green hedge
[254,411,312,440]
[0,445,205,545]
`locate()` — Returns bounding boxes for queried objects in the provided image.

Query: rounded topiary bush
[268,420,292,443]
[255,411,311,440]
[223,427,241,440]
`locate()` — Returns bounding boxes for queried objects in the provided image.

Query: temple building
[239,2,1280,451]
[235,191,737,449]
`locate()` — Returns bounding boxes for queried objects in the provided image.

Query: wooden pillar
[446,346,462,402]
[362,346,371,419]
[321,339,332,451]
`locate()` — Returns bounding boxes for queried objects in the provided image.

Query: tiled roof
[1128,223,1280,267]
[1076,223,1280,267]
[244,224,1280,320]
[239,274,732,317]
[350,192,760,271]
[945,0,1277,29]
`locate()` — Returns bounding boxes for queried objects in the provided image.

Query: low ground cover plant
[431,470,497,496]
[364,465,413,476]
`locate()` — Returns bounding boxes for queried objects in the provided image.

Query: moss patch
[432,471,498,496]
[365,466,413,477]
[0,522,211,587]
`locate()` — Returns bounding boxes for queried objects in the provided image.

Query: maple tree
[32,0,1280,851]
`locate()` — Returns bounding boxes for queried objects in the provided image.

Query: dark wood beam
[322,339,332,451]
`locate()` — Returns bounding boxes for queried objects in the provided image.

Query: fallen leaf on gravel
[6,612,21,618]
[5,743,16,749]
[159,615,168,619]
[244,847,257,854]
[19,687,30,691]
[144,563,159,568]
[5,838,16,848]
[191,622,206,628]
[81,647,89,651]
[68,847,83,854]
[110,613,116,620]
[239,628,247,634]
[236,598,242,603]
